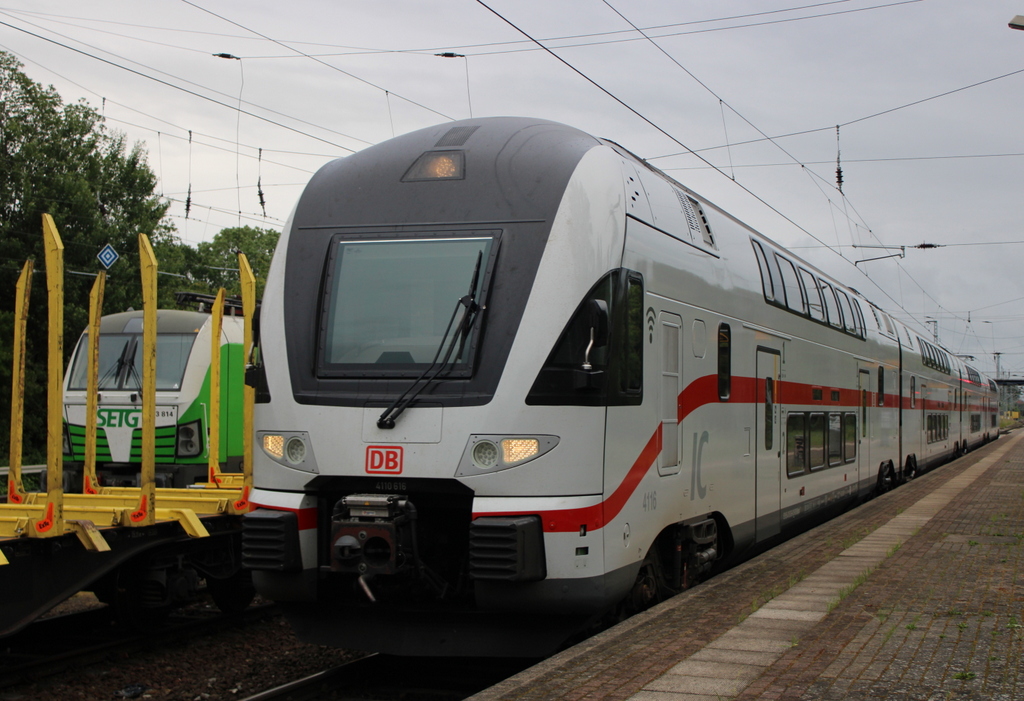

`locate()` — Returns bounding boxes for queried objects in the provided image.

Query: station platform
[471,429,1024,701]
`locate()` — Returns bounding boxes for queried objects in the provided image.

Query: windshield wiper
[377,251,483,429]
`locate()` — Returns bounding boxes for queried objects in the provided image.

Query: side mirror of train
[586,298,610,349]
[576,299,609,388]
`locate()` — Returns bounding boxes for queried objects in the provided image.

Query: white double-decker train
[243,117,998,656]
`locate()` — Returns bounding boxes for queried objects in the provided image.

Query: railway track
[242,653,536,701]
[0,599,278,687]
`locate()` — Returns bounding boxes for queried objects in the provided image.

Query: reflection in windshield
[322,237,492,369]
[67,333,197,391]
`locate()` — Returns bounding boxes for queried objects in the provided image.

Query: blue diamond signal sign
[97,244,119,269]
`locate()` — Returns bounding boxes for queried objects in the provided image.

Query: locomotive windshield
[67,333,196,391]
[318,236,494,377]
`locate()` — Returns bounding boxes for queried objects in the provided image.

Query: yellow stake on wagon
[128,233,157,527]
[82,271,105,495]
[237,252,255,510]
[6,260,33,506]
[29,214,66,538]
[207,288,226,486]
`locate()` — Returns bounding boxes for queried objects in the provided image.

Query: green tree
[183,225,280,301]
[0,51,172,463]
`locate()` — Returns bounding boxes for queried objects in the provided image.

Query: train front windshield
[318,237,493,376]
[67,333,197,391]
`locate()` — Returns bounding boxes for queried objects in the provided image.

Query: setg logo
[96,408,142,428]
[365,445,403,474]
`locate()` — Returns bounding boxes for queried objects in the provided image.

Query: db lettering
[366,446,403,474]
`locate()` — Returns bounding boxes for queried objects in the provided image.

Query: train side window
[799,268,825,321]
[621,275,644,394]
[764,376,774,451]
[774,254,807,314]
[787,413,807,477]
[828,413,843,466]
[751,239,776,302]
[808,413,825,469]
[819,280,842,328]
[861,387,867,437]
[869,305,883,330]
[851,299,867,338]
[910,376,916,408]
[717,323,731,400]
[526,268,643,406]
[843,413,857,462]
[877,366,885,407]
[835,290,858,335]
[882,313,895,336]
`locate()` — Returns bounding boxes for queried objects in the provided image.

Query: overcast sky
[1,1,1022,378]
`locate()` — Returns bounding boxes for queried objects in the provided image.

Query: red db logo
[366,445,404,474]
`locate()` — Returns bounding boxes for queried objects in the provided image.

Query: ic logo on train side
[365,445,404,474]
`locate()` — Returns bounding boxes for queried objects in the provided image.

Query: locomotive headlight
[285,436,307,465]
[176,420,203,458]
[456,435,560,476]
[262,434,285,460]
[258,431,319,474]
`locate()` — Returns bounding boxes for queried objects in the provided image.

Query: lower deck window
[927,414,949,443]
[787,414,807,477]
[786,410,857,478]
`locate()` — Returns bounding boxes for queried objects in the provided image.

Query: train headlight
[176,420,203,458]
[502,438,539,463]
[402,150,465,181]
[285,436,307,465]
[456,435,560,476]
[471,440,499,469]
[258,431,318,473]
[263,434,285,460]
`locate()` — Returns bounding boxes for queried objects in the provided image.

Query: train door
[859,369,871,489]
[755,347,781,541]
[658,313,683,476]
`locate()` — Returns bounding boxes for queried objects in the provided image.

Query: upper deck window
[819,280,842,328]
[318,235,495,377]
[751,240,776,302]
[774,254,807,314]
[799,268,825,321]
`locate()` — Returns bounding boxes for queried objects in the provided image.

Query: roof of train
[95,309,210,334]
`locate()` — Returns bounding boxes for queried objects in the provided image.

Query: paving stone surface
[470,431,1023,701]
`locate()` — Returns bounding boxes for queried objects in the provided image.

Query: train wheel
[904,455,918,481]
[207,568,256,614]
[876,462,896,494]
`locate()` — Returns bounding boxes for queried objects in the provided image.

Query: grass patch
[882,624,897,645]
[953,671,976,681]
[827,567,874,613]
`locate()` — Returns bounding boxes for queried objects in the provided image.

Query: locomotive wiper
[377,251,483,429]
